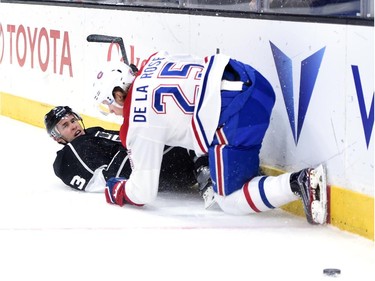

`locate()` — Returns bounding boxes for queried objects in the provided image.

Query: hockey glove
[105,177,127,206]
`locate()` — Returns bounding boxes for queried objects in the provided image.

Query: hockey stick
[86,34,129,65]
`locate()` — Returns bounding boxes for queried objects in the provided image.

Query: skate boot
[290,164,328,224]
[196,166,216,209]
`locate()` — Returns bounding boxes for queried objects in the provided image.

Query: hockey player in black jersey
[44,106,214,206]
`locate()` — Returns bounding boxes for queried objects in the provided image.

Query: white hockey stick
[86,34,129,65]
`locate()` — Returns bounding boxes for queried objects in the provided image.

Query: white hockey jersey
[119,51,229,204]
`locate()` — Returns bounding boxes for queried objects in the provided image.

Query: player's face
[55,113,85,142]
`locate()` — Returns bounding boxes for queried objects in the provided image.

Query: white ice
[0,116,374,281]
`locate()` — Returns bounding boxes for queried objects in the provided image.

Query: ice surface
[0,116,374,281]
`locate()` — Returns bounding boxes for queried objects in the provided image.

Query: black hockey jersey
[53,127,196,192]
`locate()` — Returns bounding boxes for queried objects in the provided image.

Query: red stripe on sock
[243,182,261,213]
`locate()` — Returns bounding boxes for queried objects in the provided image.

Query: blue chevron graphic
[270,41,325,144]
[351,65,374,148]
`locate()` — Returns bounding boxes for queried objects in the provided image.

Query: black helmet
[44,106,82,138]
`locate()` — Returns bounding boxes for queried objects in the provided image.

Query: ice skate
[290,164,328,224]
[196,166,216,209]
[201,185,216,209]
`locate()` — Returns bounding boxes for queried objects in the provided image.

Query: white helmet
[92,62,135,114]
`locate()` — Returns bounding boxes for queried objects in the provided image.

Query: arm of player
[53,147,94,191]
[105,138,165,206]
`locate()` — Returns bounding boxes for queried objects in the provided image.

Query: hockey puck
[323,268,341,276]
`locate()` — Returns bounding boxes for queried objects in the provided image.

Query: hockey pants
[209,59,298,214]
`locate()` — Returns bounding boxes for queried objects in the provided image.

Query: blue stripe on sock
[259,176,275,209]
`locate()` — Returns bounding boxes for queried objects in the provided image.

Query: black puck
[323,268,341,276]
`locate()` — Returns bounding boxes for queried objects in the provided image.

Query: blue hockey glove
[105,177,127,206]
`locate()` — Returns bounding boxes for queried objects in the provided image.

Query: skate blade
[310,164,328,224]
[203,186,217,209]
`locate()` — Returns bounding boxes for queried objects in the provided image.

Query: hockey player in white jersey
[94,51,328,224]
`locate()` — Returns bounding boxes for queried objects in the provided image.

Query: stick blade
[86,34,120,43]
[86,33,129,65]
